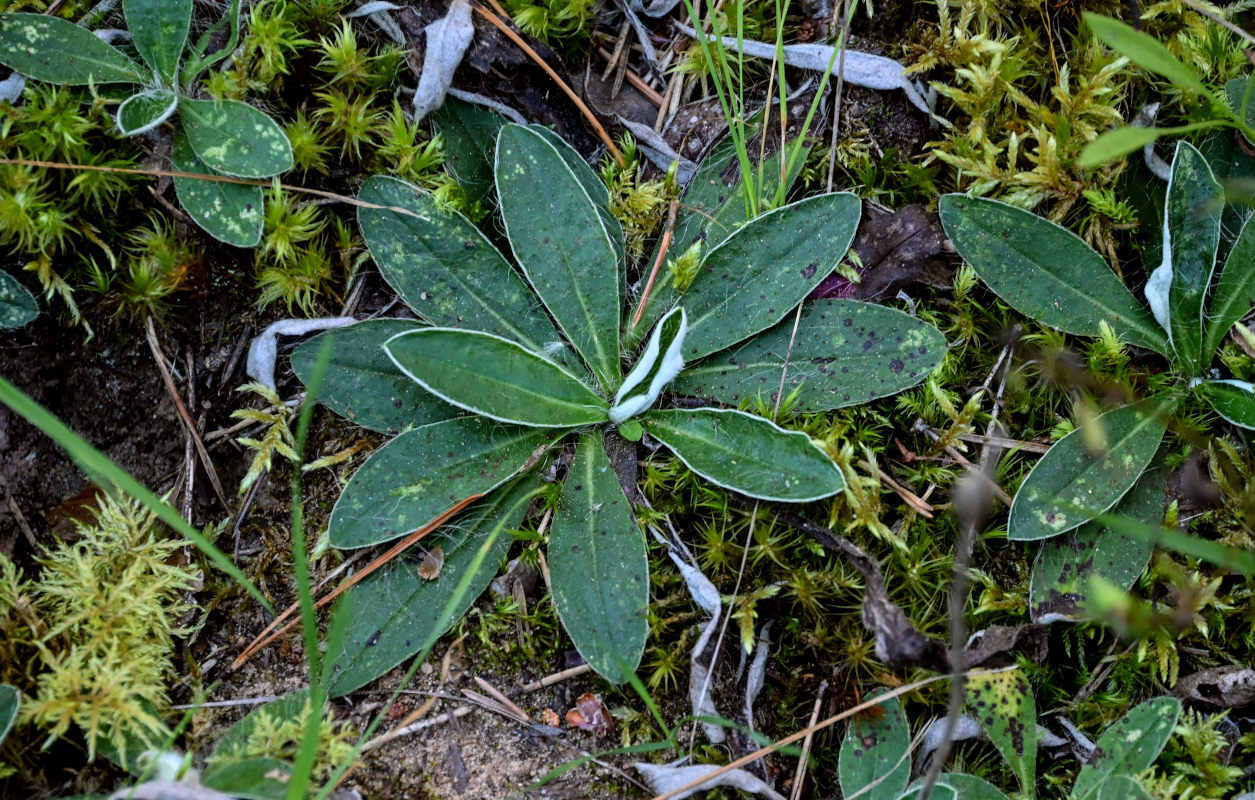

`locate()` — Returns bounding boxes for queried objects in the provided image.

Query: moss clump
[0,492,200,765]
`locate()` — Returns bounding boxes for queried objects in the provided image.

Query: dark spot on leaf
[802,262,818,279]
[889,359,904,374]
[844,318,853,327]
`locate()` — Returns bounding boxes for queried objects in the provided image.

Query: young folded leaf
[610,306,687,423]
[1144,142,1222,374]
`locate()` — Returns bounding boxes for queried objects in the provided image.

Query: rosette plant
[940,140,1255,623]
[295,123,946,693]
[0,0,292,246]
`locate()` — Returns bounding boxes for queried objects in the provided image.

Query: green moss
[0,492,200,764]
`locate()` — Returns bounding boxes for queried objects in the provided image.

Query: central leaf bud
[609,306,687,424]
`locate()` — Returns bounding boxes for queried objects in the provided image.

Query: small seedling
[0,0,294,247]
[292,121,946,692]
[940,140,1255,615]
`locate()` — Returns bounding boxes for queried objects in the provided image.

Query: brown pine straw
[230,493,483,670]
[471,0,623,166]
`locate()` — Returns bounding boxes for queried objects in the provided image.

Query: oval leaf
[180,98,293,178]
[1073,696,1181,800]
[385,328,607,428]
[1030,468,1164,623]
[116,88,178,136]
[0,13,147,84]
[1144,142,1222,373]
[837,693,910,800]
[171,129,263,247]
[496,124,622,390]
[674,298,944,411]
[643,408,845,502]
[124,0,191,82]
[1009,397,1171,541]
[940,194,1169,354]
[356,176,556,351]
[327,418,553,549]
[1199,379,1255,430]
[966,669,1036,791]
[1077,126,1161,169]
[1085,14,1211,97]
[681,192,862,361]
[549,434,649,684]
[0,271,37,329]
[327,480,533,695]
[1202,212,1255,360]
[291,319,460,434]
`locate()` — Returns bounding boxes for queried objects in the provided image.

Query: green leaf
[496,124,622,390]
[1084,14,1211,97]
[430,97,507,209]
[179,98,293,178]
[385,328,607,428]
[1199,379,1255,430]
[0,684,18,746]
[674,298,944,411]
[549,434,649,684]
[1009,396,1172,541]
[116,88,178,136]
[837,693,910,800]
[610,306,688,423]
[643,408,845,502]
[327,418,553,548]
[899,775,1011,800]
[966,669,1037,792]
[1029,468,1164,623]
[1202,212,1255,360]
[1073,697,1181,800]
[525,124,626,268]
[356,176,556,351]
[327,480,532,694]
[939,194,1169,354]
[171,128,263,247]
[0,13,147,84]
[0,270,37,328]
[124,0,190,82]
[1144,142,1222,373]
[681,192,862,361]
[1097,775,1152,800]
[202,759,290,800]
[1077,126,1162,169]
[291,319,459,435]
